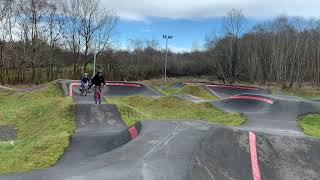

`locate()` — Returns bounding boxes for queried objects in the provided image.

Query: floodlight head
[163,35,167,39]
[169,36,173,39]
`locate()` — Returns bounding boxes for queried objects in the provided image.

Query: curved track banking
[210,92,320,135]
[104,81,163,97]
[182,82,320,179]
[66,80,163,98]
[1,80,320,180]
[206,83,270,98]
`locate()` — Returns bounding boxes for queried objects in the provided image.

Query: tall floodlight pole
[163,35,173,82]
[93,43,97,76]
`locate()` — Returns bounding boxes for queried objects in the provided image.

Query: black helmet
[97,70,102,74]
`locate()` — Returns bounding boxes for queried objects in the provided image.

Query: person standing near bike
[89,70,105,104]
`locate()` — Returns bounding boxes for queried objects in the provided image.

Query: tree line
[1,1,320,89]
[0,0,119,84]
[206,9,320,88]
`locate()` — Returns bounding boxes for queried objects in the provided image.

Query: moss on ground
[282,89,320,99]
[299,114,320,138]
[108,95,246,127]
[177,84,218,100]
[0,83,75,174]
[147,80,217,100]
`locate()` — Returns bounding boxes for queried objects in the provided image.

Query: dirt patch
[0,125,17,141]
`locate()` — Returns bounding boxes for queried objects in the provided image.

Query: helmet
[97,70,103,74]
[84,73,88,76]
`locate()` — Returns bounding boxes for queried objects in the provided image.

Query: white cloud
[101,0,320,21]
[168,46,190,53]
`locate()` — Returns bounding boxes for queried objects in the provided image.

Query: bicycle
[94,85,102,104]
[80,83,92,96]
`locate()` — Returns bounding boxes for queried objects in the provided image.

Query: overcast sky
[102,0,320,21]
[101,0,320,51]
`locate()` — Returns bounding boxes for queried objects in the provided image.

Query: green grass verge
[0,83,75,174]
[108,95,246,127]
[148,81,217,100]
[177,84,218,100]
[299,114,320,138]
[282,89,320,99]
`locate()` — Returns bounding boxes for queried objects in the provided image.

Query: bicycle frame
[94,85,102,104]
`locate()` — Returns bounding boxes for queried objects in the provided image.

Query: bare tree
[45,0,65,80]
[224,9,245,83]
[0,0,13,22]
[63,0,82,76]
[64,0,118,73]
[206,9,245,84]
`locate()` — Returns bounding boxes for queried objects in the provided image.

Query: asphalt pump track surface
[1,80,320,179]
[206,83,270,98]
[66,80,163,97]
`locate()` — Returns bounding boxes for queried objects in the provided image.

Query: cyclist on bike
[89,70,105,104]
[80,73,90,91]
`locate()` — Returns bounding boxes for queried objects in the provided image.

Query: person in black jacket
[89,70,106,104]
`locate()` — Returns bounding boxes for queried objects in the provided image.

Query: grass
[177,84,218,100]
[145,79,217,100]
[0,82,75,174]
[108,95,246,127]
[279,88,320,99]
[299,114,320,138]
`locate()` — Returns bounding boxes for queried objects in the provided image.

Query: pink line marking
[69,82,73,97]
[207,84,259,91]
[68,81,140,96]
[231,95,274,104]
[69,82,81,97]
[249,131,262,180]
[106,83,141,87]
[128,126,138,139]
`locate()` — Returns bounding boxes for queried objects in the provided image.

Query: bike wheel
[97,92,101,104]
[83,86,87,96]
[94,89,98,104]
[96,88,102,104]
[88,87,94,93]
[80,89,84,96]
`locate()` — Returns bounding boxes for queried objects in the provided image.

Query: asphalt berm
[206,83,270,98]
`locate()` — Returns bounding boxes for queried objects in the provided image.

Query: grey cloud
[101,0,320,20]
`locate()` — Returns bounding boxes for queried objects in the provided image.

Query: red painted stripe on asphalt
[69,82,73,97]
[206,84,259,91]
[231,95,274,104]
[106,83,141,87]
[249,131,262,180]
[128,126,138,139]
[69,82,81,97]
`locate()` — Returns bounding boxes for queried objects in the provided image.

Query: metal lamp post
[93,49,96,76]
[163,35,173,82]
[93,39,98,76]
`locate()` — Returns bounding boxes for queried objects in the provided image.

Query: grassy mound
[299,114,320,138]
[178,84,217,100]
[0,83,75,174]
[149,81,217,100]
[108,95,246,127]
